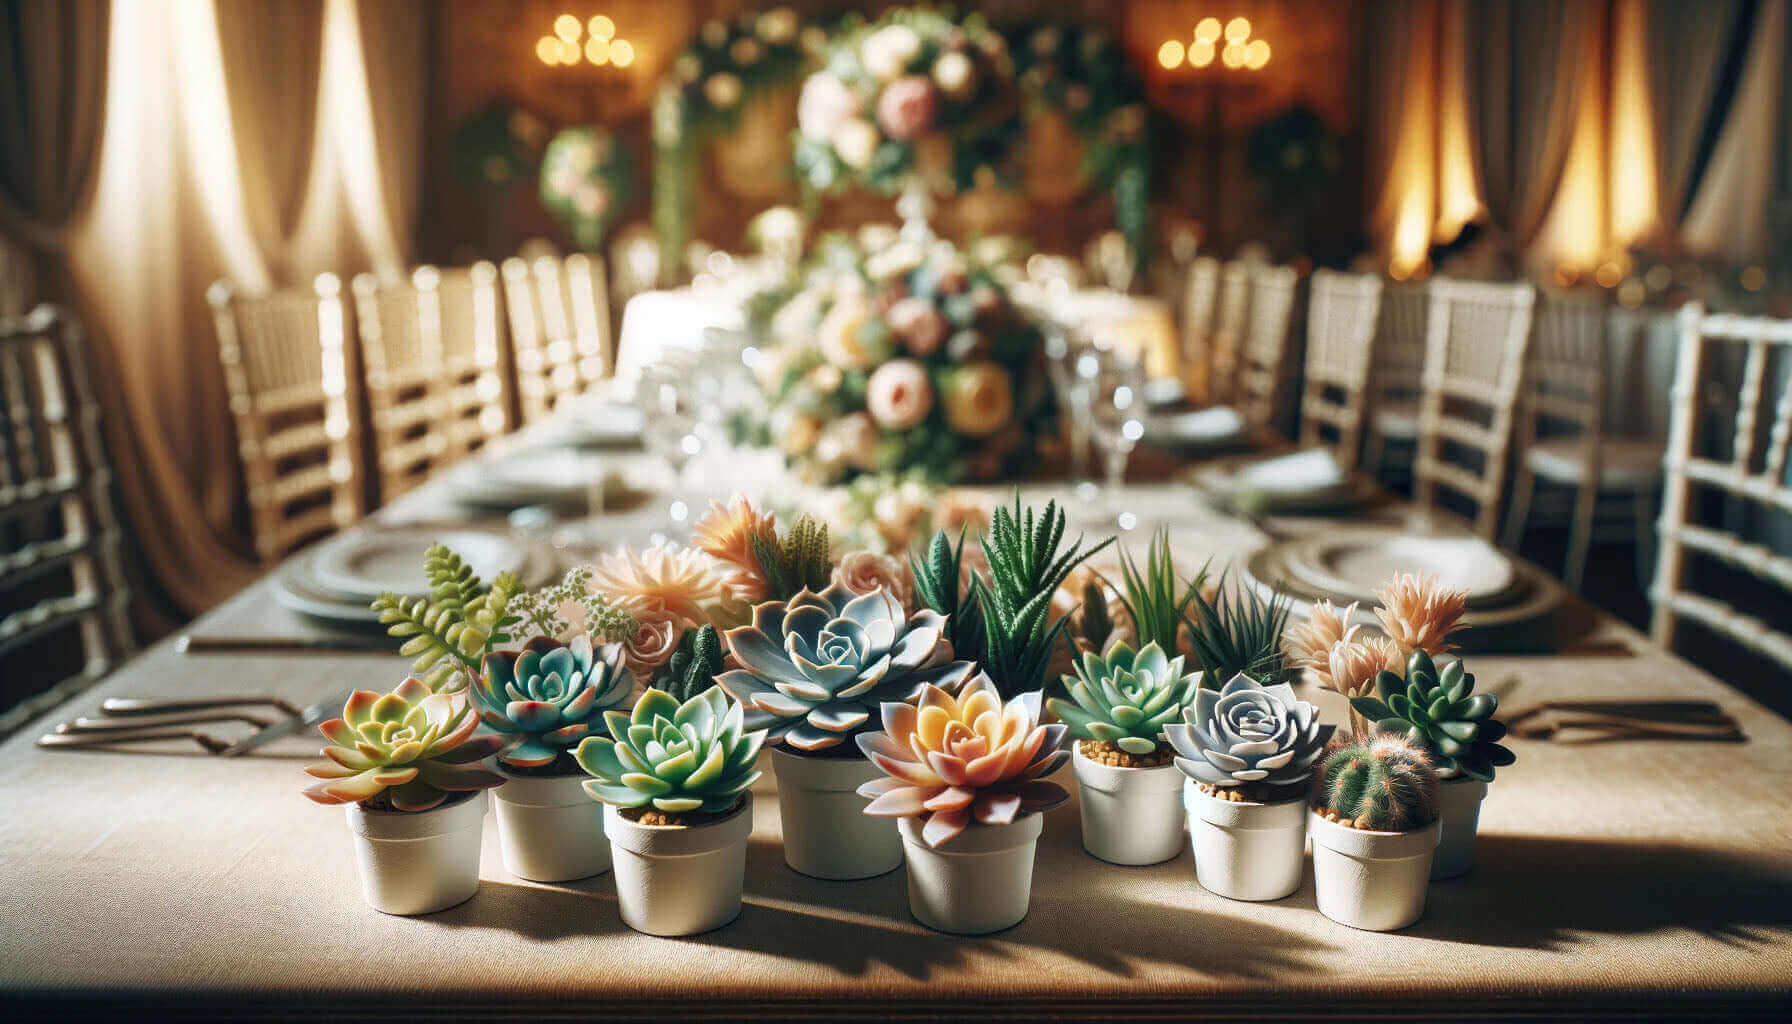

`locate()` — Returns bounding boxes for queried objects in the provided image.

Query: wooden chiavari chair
[1208,261,1251,404]
[1,307,133,735]
[208,274,365,562]
[351,264,508,501]
[500,253,611,424]
[1652,305,1792,664]
[1236,263,1302,437]
[1179,257,1221,404]
[1502,291,1663,590]
[1299,270,1384,472]
[1412,278,1536,539]
[1362,281,1430,478]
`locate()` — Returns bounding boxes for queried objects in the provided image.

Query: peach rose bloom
[866,359,934,430]
[942,361,1013,438]
[876,75,938,141]
[886,296,949,356]
[618,600,686,678]
[833,550,914,610]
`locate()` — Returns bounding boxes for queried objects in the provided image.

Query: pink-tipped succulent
[855,672,1070,847]
[303,677,505,811]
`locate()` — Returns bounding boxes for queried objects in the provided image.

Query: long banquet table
[4,433,1791,1020]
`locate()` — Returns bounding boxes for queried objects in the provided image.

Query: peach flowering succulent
[303,677,505,811]
[856,673,1071,847]
[1374,572,1468,657]
[586,543,724,625]
[1282,599,1354,687]
[693,494,778,604]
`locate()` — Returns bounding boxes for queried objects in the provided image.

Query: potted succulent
[1350,572,1516,880]
[857,673,1070,935]
[473,635,634,882]
[1046,641,1201,865]
[575,687,765,936]
[1308,732,1441,931]
[718,580,975,880]
[1166,672,1334,901]
[302,678,506,915]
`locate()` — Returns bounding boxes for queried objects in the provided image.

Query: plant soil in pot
[857,674,1071,935]
[302,678,507,916]
[1182,780,1308,901]
[575,686,766,937]
[493,768,611,882]
[1308,733,1442,931]
[1163,671,1334,900]
[715,579,975,881]
[1046,641,1203,867]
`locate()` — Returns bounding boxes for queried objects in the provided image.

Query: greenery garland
[540,126,636,252]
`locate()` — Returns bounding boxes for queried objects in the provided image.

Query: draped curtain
[1680,0,1787,262]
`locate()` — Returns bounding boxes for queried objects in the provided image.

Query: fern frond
[372,591,480,692]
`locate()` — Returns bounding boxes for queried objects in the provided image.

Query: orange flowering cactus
[303,677,505,811]
[855,673,1070,847]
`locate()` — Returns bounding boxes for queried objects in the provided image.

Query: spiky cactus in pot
[1047,641,1201,766]
[1311,732,1440,831]
[303,677,505,811]
[574,687,764,823]
[1352,648,1516,783]
[473,635,634,771]
[1165,672,1334,801]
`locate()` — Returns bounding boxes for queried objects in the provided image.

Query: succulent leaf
[1046,641,1202,753]
[303,678,505,810]
[1352,649,1517,781]
[1165,672,1335,795]
[574,687,765,816]
[471,635,634,770]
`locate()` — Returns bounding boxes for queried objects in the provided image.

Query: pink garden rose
[619,600,686,678]
[876,75,938,142]
[865,358,934,431]
[798,72,859,141]
[833,550,914,610]
[885,296,949,356]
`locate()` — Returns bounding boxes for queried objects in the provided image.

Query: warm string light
[537,12,636,68]
[1160,15,1270,72]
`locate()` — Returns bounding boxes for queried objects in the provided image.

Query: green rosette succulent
[717,581,975,753]
[1351,649,1517,783]
[474,635,634,770]
[1165,672,1335,793]
[1046,641,1202,755]
[574,687,764,815]
[303,677,505,811]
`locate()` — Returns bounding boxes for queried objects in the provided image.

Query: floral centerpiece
[745,232,1055,483]
[541,125,636,251]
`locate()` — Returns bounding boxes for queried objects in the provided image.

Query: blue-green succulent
[1046,641,1202,755]
[474,635,634,770]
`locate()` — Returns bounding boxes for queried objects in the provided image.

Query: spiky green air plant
[574,687,765,816]
[1166,672,1334,797]
[1046,641,1202,755]
[473,635,634,771]
[718,581,975,752]
[972,496,1114,698]
[748,514,833,602]
[371,543,523,692]
[910,528,985,659]
[1311,732,1440,831]
[1113,530,1205,653]
[1351,649,1517,783]
[1184,570,1290,689]
[303,677,505,811]
[652,624,725,703]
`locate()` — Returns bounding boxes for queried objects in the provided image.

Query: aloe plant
[574,687,764,817]
[749,514,833,602]
[971,496,1113,698]
[1312,733,1440,831]
[1183,570,1290,688]
[303,677,505,811]
[370,543,523,692]
[473,635,634,770]
[910,528,985,658]
[1046,641,1201,755]
[1112,531,1205,653]
[1351,649,1516,782]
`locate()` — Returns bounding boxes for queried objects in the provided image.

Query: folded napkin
[1236,448,1347,496]
[1504,700,1745,743]
[1153,406,1245,445]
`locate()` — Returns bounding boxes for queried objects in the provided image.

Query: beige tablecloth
[4,460,1790,1016]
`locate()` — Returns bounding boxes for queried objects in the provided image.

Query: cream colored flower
[619,600,685,679]
[818,297,879,371]
[831,117,880,171]
[1374,572,1468,656]
[834,550,914,609]
[942,362,1013,438]
[757,7,797,45]
[1283,599,1356,684]
[704,72,743,109]
[774,410,823,456]
[693,495,777,604]
[1324,628,1405,739]
[861,23,922,81]
[932,51,976,99]
[586,544,723,625]
[816,412,881,473]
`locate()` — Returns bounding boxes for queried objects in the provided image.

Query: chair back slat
[0,306,133,735]
[1412,278,1536,538]
[1653,304,1792,661]
[1237,263,1300,433]
[1180,257,1221,402]
[501,254,612,423]
[1300,269,1383,469]
[208,274,365,561]
[1209,261,1251,403]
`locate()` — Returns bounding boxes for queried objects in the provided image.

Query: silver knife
[220,690,357,757]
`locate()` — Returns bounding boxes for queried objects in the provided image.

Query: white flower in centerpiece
[772,408,823,455]
[815,412,881,473]
[942,361,1014,438]
[865,239,924,282]
[932,51,976,100]
[866,359,935,431]
[861,24,922,81]
[704,72,744,109]
[818,298,879,370]
[831,117,881,170]
[858,223,899,252]
[797,72,859,142]
[876,75,938,141]
[757,7,798,45]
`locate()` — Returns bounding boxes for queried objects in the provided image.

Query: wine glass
[636,361,703,516]
[1044,326,1097,496]
[1082,340,1146,528]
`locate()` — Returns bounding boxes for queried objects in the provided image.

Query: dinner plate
[1145,405,1247,452]
[443,448,619,510]
[310,526,528,603]
[1281,531,1521,608]
[276,534,558,628]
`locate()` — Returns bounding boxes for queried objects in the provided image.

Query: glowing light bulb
[1157,39,1185,69]
[536,36,561,64]
[588,15,615,41]
[611,39,635,67]
[1244,39,1270,69]
[554,14,581,42]
[1190,39,1215,67]
[1222,42,1246,68]
[585,37,610,65]
[1195,17,1223,42]
[1225,17,1251,42]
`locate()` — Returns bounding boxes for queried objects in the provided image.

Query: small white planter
[1308,810,1440,931]
[344,791,488,916]
[1183,780,1307,901]
[603,794,753,937]
[897,812,1043,935]
[1432,777,1490,880]
[493,768,611,883]
[771,748,901,880]
[1071,744,1185,866]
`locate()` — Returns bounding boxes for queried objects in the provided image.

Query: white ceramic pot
[344,791,488,916]
[897,812,1043,935]
[603,794,753,937]
[492,769,611,883]
[1072,744,1185,866]
[1183,779,1307,901]
[771,748,902,880]
[1307,810,1440,931]
[1432,777,1490,880]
